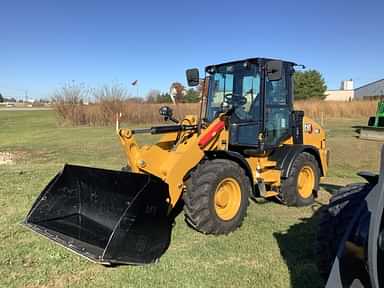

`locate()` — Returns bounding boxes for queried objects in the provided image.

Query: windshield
[206,62,261,122]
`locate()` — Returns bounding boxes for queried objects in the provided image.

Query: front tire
[280,152,320,206]
[183,159,251,235]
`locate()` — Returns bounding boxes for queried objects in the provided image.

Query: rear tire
[183,159,251,235]
[280,152,320,206]
[315,183,371,280]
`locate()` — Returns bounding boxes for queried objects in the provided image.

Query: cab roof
[205,57,297,72]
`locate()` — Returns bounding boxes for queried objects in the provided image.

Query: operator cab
[187,58,297,152]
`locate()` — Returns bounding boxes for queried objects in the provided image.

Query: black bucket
[23,164,172,265]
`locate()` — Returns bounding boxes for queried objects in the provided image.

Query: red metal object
[198,121,225,148]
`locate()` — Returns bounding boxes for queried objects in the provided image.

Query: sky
[0,0,383,100]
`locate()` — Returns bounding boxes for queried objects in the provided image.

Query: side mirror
[266,60,283,81]
[159,106,178,123]
[186,68,199,87]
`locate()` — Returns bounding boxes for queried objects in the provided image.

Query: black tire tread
[315,183,371,280]
[183,159,251,235]
[280,152,320,206]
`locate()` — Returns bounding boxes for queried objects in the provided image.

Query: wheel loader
[24,57,328,265]
[316,146,384,288]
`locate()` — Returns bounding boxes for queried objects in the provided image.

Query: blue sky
[0,0,383,99]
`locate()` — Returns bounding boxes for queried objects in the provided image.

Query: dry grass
[54,98,378,126]
[53,82,200,126]
[295,100,377,119]
[54,102,200,126]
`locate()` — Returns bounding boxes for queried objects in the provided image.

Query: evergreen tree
[184,88,200,103]
[293,70,327,100]
[157,93,172,103]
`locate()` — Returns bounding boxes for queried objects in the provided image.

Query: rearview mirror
[186,68,199,87]
[159,106,178,123]
[266,60,283,81]
[159,106,173,119]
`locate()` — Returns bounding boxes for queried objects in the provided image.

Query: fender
[204,150,254,192]
[269,144,324,178]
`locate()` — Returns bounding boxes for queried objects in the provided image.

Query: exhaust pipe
[23,164,172,265]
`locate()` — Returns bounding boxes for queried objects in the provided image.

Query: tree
[146,89,161,103]
[52,81,90,104]
[0,93,3,103]
[184,88,200,103]
[157,92,172,103]
[293,70,327,100]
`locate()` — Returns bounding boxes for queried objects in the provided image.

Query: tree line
[144,69,327,103]
[0,94,17,103]
[0,93,51,103]
[145,88,200,103]
[1,69,326,104]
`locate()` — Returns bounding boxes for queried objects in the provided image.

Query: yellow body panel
[118,114,327,207]
[303,116,328,175]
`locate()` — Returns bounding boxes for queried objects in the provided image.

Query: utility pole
[137,84,139,98]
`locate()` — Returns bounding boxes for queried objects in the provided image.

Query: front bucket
[356,126,384,141]
[23,164,172,265]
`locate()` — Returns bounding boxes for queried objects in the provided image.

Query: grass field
[0,111,382,288]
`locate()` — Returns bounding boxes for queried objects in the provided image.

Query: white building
[341,79,354,90]
[354,79,384,99]
[325,80,354,101]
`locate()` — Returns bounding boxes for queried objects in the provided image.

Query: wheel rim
[297,165,315,199]
[214,177,242,221]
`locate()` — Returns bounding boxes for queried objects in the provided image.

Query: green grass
[0,111,380,288]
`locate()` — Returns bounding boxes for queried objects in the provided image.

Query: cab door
[264,63,293,147]
[229,66,262,147]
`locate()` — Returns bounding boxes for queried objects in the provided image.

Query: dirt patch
[0,151,26,165]
[0,152,14,165]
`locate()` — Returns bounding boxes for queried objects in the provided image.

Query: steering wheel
[224,93,233,104]
[220,93,233,112]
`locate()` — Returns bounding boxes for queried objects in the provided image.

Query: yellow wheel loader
[24,58,328,265]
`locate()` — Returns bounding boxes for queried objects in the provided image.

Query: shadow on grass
[274,208,325,288]
[320,183,344,195]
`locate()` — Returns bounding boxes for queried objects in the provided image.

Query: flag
[131,80,138,86]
